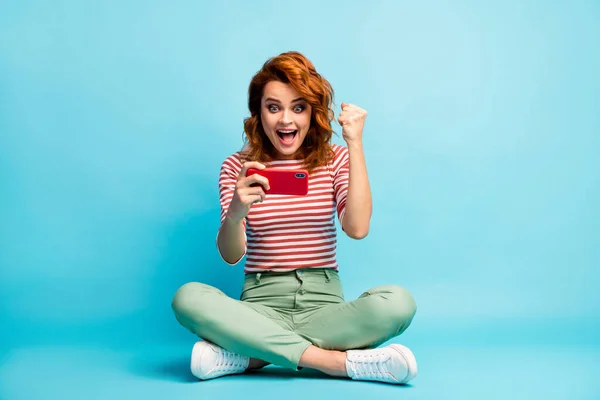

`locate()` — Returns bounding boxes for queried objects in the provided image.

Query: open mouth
[276,129,298,145]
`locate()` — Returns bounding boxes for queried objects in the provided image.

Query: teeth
[277,129,296,133]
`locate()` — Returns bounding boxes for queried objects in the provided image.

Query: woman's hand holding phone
[226,162,270,223]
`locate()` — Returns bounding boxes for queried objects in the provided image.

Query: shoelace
[350,350,391,379]
[214,347,247,372]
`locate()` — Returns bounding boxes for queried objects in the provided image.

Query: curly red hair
[242,51,335,171]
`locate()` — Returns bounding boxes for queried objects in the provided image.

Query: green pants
[171,268,416,370]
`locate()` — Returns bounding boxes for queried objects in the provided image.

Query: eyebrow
[264,97,305,103]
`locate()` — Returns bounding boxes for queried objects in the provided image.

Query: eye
[268,104,280,112]
[293,105,305,113]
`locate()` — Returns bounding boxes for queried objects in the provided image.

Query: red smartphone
[246,168,309,195]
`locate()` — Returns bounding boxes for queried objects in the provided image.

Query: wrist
[225,212,245,226]
[345,139,364,151]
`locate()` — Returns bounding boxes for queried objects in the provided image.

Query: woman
[172,51,418,385]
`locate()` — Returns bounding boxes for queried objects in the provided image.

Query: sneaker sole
[389,344,418,384]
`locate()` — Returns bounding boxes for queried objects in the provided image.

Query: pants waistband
[246,268,337,285]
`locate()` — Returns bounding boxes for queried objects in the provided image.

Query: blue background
[1,0,599,398]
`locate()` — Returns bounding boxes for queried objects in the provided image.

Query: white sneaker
[190,341,250,380]
[345,344,418,384]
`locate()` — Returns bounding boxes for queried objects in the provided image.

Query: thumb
[341,102,348,110]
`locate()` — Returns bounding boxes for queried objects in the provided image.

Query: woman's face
[260,81,312,159]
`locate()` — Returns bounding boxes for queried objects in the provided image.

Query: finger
[251,194,265,204]
[342,102,357,112]
[245,193,265,205]
[239,186,266,198]
[239,161,266,180]
[240,193,264,205]
[242,174,270,191]
[339,112,353,122]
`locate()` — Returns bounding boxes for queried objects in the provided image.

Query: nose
[280,109,293,125]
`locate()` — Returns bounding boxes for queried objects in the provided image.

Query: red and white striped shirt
[218,144,350,273]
